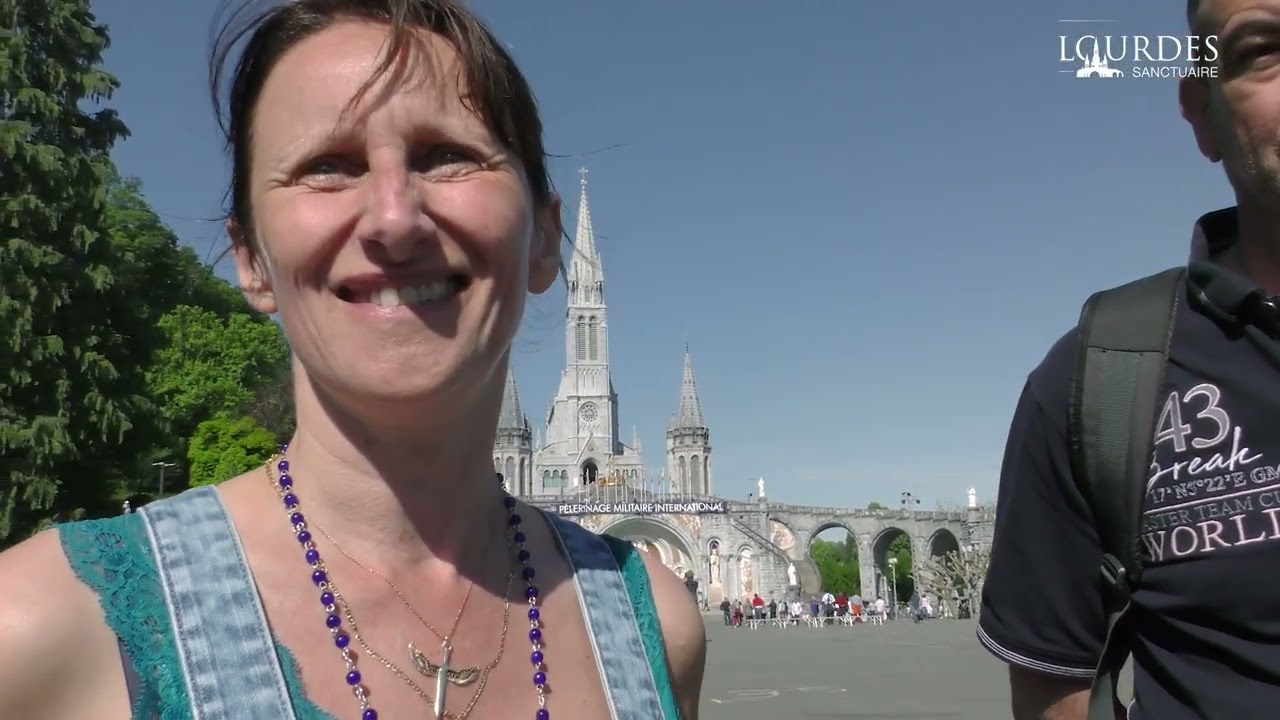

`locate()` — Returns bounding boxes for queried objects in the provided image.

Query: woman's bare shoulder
[0,529,130,718]
[637,550,708,719]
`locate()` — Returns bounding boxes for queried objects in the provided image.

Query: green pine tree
[0,0,137,543]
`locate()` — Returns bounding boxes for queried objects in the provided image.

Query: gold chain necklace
[325,570,514,720]
[263,461,514,718]
[313,521,482,686]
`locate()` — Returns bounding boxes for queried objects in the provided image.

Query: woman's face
[231,21,560,414]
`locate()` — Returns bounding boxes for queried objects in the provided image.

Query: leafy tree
[809,538,860,595]
[103,172,248,320]
[147,305,291,444]
[99,173,272,484]
[867,501,888,511]
[243,360,295,443]
[187,413,277,487]
[885,533,915,600]
[0,0,138,542]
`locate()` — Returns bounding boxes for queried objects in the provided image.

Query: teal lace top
[58,513,674,719]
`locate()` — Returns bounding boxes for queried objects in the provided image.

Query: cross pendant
[433,642,451,719]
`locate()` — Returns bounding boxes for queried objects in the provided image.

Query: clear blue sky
[89,0,1233,509]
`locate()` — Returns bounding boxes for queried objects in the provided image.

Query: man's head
[1181,0,1280,213]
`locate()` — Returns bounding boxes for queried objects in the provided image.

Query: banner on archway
[555,500,728,516]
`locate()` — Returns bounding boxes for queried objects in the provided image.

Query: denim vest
[59,486,679,719]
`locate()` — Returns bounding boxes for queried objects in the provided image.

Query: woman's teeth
[372,280,456,308]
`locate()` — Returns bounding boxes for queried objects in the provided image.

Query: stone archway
[805,522,860,597]
[582,460,599,484]
[928,528,961,558]
[871,526,914,607]
[601,515,698,589]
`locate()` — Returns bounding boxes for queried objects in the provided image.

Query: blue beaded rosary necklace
[268,447,552,719]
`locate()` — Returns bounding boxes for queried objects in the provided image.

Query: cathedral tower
[667,347,712,495]
[532,169,643,492]
[493,367,533,495]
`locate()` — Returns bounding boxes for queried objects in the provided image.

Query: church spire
[573,167,598,262]
[666,345,712,495]
[670,345,706,429]
[497,367,529,431]
[567,168,603,304]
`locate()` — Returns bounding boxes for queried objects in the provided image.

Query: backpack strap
[1070,266,1184,720]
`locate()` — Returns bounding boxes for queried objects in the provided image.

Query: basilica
[492,169,713,496]
[490,173,994,607]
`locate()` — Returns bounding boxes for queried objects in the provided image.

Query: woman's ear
[227,219,278,314]
[529,194,563,295]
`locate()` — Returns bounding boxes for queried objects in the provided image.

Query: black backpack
[1068,266,1185,719]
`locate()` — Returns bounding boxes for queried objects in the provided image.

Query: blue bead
[277,459,290,472]
[517,549,530,562]
[321,591,335,606]
[312,570,327,585]
[283,493,298,508]
[531,650,544,664]
[522,566,536,580]
[306,549,320,564]
[529,627,542,643]
[503,496,517,509]
[533,670,546,686]
[525,586,539,600]
[279,474,293,488]
[513,531,526,544]
[536,709,549,720]
[326,614,341,629]
[507,514,522,526]
[335,632,350,649]
[363,710,378,720]
[346,670,361,685]
[528,607,540,621]
[297,530,312,544]
[290,512,304,525]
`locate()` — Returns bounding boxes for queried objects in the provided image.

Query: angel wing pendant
[409,642,481,687]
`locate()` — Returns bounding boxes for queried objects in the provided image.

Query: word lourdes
[268,450,553,720]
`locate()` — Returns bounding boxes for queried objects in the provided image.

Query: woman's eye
[412,146,480,173]
[300,156,362,178]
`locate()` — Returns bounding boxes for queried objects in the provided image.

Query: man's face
[1184,0,1280,207]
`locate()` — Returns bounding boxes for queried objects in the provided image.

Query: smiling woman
[0,2,705,719]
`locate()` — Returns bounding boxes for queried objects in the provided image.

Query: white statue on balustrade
[787,562,797,587]
[967,487,978,509]
[757,477,766,497]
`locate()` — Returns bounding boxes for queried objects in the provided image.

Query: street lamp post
[900,491,920,513]
[899,492,920,603]
[888,556,899,619]
[152,461,177,497]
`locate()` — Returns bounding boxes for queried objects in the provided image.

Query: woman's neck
[280,369,510,576]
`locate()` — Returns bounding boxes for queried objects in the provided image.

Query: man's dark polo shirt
[978,208,1280,718]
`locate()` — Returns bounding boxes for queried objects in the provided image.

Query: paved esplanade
[699,618,1136,718]
[700,619,995,719]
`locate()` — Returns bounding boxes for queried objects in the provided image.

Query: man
[979,1,1280,718]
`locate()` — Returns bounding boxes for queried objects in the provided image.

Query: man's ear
[227,219,278,314]
[1180,75,1222,163]
[528,194,562,295]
